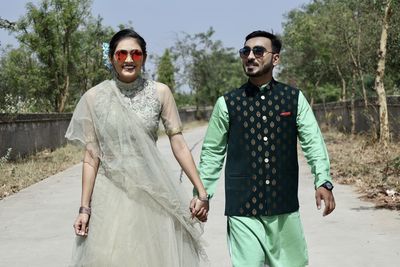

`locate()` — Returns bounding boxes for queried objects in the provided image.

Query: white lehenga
[65,77,208,267]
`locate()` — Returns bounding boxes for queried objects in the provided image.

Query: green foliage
[0,45,53,111]
[171,27,246,107]
[279,0,399,103]
[314,84,341,103]
[14,0,93,112]
[156,49,176,92]
[0,0,114,113]
[66,16,114,111]
[173,92,196,108]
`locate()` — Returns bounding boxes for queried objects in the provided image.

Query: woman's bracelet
[197,195,209,202]
[79,206,91,215]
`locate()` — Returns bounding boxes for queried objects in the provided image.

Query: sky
[0,0,310,73]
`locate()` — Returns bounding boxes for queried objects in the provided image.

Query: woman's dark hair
[108,29,147,58]
[245,30,282,53]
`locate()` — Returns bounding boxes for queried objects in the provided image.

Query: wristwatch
[319,181,334,191]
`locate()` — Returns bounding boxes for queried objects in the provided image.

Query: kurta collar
[245,79,276,96]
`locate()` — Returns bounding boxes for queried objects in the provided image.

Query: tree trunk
[350,70,356,135]
[335,63,346,101]
[374,0,392,147]
[57,75,70,113]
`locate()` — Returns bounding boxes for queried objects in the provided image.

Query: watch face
[323,182,333,190]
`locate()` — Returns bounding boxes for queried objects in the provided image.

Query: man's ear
[273,53,280,66]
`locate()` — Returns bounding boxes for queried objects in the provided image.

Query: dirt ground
[323,128,400,210]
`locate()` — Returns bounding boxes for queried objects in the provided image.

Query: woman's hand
[73,213,90,237]
[190,197,209,222]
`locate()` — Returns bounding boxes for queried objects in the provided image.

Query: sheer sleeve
[156,82,183,136]
[65,89,101,159]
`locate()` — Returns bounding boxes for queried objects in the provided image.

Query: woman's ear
[142,54,147,72]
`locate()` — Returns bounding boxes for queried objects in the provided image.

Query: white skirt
[69,173,208,267]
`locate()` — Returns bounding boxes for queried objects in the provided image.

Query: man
[193,31,336,267]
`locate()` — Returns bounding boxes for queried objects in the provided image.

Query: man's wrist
[317,181,334,191]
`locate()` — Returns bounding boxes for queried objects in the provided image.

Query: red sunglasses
[114,49,143,62]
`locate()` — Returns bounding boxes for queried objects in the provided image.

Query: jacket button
[264,158,269,163]
[265,180,270,185]
[261,95,266,100]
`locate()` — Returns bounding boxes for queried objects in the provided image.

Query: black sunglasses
[239,46,274,58]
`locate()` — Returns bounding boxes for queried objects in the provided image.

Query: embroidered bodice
[112,76,182,141]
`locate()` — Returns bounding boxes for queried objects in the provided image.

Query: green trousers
[227,212,308,267]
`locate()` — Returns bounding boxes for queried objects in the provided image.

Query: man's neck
[249,75,273,87]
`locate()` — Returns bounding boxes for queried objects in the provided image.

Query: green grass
[0,143,83,199]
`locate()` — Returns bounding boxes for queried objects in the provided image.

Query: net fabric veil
[65,80,208,266]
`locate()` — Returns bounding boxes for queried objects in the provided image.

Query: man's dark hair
[245,31,282,53]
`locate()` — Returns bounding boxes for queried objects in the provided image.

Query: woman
[66,29,209,266]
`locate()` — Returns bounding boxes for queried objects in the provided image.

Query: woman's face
[111,38,146,83]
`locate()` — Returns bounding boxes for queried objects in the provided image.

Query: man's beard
[243,60,273,77]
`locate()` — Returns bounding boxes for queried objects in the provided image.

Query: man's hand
[190,197,209,222]
[315,187,336,216]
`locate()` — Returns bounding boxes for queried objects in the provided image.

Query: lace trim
[114,76,146,97]
[113,79,162,141]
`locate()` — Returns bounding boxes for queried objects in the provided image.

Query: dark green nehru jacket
[223,79,299,216]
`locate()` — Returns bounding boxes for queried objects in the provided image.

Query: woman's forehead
[116,38,141,50]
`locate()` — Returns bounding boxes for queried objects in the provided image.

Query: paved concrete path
[0,125,399,267]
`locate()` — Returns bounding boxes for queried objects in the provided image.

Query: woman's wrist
[197,191,209,201]
[197,189,207,197]
[197,195,209,202]
[79,206,91,215]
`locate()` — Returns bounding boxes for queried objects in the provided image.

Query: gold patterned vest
[224,79,299,216]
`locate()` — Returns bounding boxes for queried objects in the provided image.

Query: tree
[374,0,393,147]
[69,16,114,108]
[156,49,176,92]
[0,1,115,113]
[280,1,341,104]
[15,0,92,112]
[172,28,246,109]
[0,46,48,112]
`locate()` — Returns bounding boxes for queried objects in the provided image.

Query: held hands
[190,196,209,222]
[315,187,336,216]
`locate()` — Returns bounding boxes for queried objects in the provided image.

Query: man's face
[240,37,280,78]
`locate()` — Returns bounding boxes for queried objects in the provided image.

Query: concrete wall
[0,113,72,160]
[0,106,213,160]
[312,96,400,139]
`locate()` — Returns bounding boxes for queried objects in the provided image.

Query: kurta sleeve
[157,83,183,136]
[197,96,229,198]
[296,91,332,188]
[65,90,101,159]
